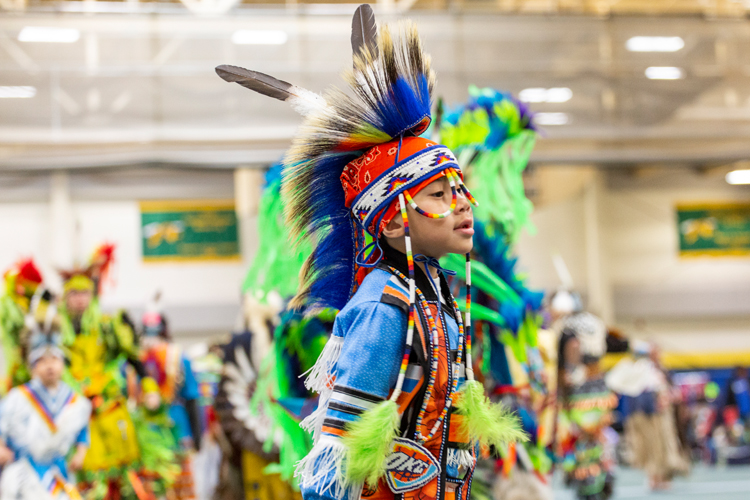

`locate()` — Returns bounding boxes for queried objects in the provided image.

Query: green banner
[140,200,240,261]
[677,203,750,256]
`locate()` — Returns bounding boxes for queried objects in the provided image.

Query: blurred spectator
[725,367,750,422]
[607,341,690,491]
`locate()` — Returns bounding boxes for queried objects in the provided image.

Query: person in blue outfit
[0,324,91,500]
[215,5,526,500]
[726,366,750,422]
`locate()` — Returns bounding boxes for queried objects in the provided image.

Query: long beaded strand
[388,194,417,402]
[387,265,469,443]
[464,252,475,381]
[385,177,477,443]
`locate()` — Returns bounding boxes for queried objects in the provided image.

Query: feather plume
[351,4,378,63]
[215,65,327,117]
[281,22,435,311]
[455,380,528,449]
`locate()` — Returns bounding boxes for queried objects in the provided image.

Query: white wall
[516,195,587,292]
[0,202,51,277]
[604,172,750,318]
[515,166,750,353]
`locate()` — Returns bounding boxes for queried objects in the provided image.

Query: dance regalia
[215,308,333,500]
[140,333,201,500]
[60,299,141,474]
[141,343,200,446]
[214,163,326,498]
[58,247,142,493]
[556,312,617,500]
[298,240,479,500]
[559,378,617,500]
[0,379,91,500]
[606,344,689,482]
[222,163,327,489]
[215,6,525,500]
[130,377,183,498]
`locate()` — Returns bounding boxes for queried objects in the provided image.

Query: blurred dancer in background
[607,341,690,490]
[554,292,617,500]
[0,322,91,500]
[0,259,51,392]
[140,297,202,500]
[725,366,750,424]
[58,245,143,496]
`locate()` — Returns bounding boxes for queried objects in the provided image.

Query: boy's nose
[455,191,471,213]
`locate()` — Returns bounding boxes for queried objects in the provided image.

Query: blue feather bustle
[473,221,544,331]
[282,23,436,313]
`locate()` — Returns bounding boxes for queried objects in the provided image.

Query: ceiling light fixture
[645,66,684,80]
[534,112,569,125]
[627,36,684,53]
[0,86,37,98]
[519,87,572,103]
[18,26,80,43]
[232,30,288,45]
[726,169,750,185]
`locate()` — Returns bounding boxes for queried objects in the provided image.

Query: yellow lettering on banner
[185,212,234,232]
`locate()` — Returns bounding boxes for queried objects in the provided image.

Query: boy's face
[66,289,93,316]
[386,176,474,258]
[144,392,162,411]
[32,353,64,387]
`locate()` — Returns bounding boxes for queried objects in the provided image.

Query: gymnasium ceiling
[2,0,750,170]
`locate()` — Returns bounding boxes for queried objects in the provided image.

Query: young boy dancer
[0,327,91,500]
[216,5,525,500]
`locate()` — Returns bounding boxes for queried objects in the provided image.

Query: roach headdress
[216,5,475,313]
[59,243,116,296]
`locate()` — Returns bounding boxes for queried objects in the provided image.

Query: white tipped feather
[288,86,329,117]
[234,346,256,383]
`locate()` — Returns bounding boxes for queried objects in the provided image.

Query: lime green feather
[467,134,536,244]
[0,295,28,390]
[455,380,528,449]
[343,399,400,486]
[242,175,312,302]
[468,303,507,327]
[500,329,527,363]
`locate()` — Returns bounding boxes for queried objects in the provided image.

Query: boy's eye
[432,191,445,198]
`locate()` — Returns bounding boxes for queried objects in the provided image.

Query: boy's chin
[448,240,473,255]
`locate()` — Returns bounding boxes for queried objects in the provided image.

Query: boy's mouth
[454,218,474,236]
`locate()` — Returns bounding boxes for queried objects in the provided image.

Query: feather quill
[351,4,378,62]
[215,65,327,117]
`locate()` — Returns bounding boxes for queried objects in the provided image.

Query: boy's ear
[382,214,405,239]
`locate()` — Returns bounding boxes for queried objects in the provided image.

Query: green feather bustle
[343,399,400,486]
[455,380,528,449]
[242,174,312,302]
